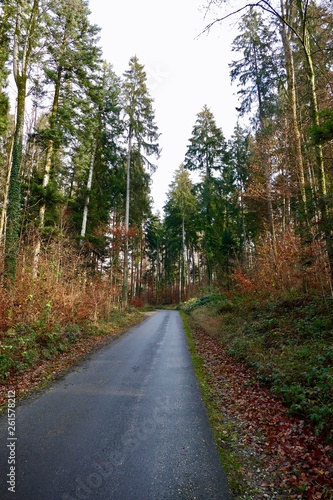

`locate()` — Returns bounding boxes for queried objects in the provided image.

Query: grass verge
[181,311,251,497]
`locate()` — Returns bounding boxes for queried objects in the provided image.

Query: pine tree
[0,0,11,243]
[184,105,228,287]
[0,0,10,138]
[163,165,198,301]
[32,0,102,275]
[230,9,284,257]
[121,55,160,305]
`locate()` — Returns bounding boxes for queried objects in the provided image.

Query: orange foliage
[0,237,121,334]
[234,228,332,297]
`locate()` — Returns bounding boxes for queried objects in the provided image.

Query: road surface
[0,310,231,499]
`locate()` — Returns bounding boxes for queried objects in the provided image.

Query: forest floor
[181,293,333,499]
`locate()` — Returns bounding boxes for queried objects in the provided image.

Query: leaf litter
[192,326,333,499]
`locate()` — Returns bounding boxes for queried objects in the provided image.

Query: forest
[0,0,333,309]
[0,1,333,496]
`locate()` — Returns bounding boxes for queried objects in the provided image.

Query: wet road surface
[0,310,231,499]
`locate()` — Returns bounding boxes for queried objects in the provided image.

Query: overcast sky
[88,0,239,213]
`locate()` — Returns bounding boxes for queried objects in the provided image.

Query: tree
[205,0,333,282]
[4,0,41,284]
[163,165,198,301]
[32,0,102,275]
[228,123,252,261]
[145,214,164,303]
[121,55,160,305]
[184,105,228,287]
[0,0,11,244]
[279,0,308,224]
[230,9,284,256]
[0,0,10,138]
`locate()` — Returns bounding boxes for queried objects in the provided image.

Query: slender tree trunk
[253,39,278,263]
[295,0,333,278]
[32,65,63,277]
[0,134,14,243]
[80,139,98,241]
[4,0,40,283]
[4,82,25,283]
[264,154,277,257]
[181,214,186,300]
[280,0,308,215]
[123,129,132,306]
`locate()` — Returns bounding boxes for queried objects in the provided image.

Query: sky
[88,0,240,213]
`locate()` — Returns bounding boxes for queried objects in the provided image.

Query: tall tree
[0,0,10,138]
[163,165,198,301]
[230,9,283,256]
[32,0,102,275]
[121,55,160,305]
[0,0,11,243]
[206,0,333,281]
[184,105,227,287]
[4,0,41,283]
[279,0,308,224]
[228,123,252,261]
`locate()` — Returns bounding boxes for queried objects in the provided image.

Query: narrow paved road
[0,310,231,499]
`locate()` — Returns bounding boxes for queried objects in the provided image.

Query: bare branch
[200,0,303,45]
[198,3,258,37]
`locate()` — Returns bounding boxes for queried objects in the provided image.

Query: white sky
[88,0,240,213]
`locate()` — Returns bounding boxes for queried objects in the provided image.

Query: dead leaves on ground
[193,326,333,499]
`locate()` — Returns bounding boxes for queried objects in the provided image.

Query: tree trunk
[123,130,132,306]
[80,139,98,241]
[296,0,333,278]
[280,0,308,218]
[4,80,25,283]
[4,0,39,284]
[0,133,14,243]
[32,63,63,277]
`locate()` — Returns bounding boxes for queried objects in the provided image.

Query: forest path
[0,310,230,499]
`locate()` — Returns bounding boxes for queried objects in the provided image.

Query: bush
[179,294,227,313]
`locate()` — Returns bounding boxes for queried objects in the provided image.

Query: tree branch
[200,0,303,46]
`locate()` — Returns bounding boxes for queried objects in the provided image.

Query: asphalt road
[0,310,231,499]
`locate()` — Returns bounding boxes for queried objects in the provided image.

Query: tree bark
[80,139,98,241]
[0,133,14,243]
[280,0,308,216]
[295,0,333,278]
[122,129,132,306]
[4,0,39,284]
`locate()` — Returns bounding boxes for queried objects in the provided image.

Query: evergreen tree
[4,0,41,283]
[121,55,160,304]
[0,1,11,242]
[31,0,102,274]
[184,105,228,287]
[230,8,283,128]
[0,0,10,138]
[230,9,284,254]
[163,165,198,300]
[228,124,253,261]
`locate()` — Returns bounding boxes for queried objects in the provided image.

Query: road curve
[0,310,231,499]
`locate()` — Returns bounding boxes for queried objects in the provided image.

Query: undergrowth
[0,310,143,383]
[0,241,145,384]
[180,293,333,443]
